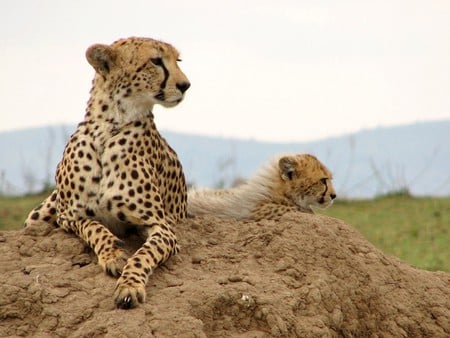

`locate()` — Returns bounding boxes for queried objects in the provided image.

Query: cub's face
[278,154,337,210]
[86,37,190,115]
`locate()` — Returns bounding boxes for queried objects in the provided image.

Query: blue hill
[0,120,449,198]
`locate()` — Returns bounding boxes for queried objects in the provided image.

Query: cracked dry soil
[1,212,449,337]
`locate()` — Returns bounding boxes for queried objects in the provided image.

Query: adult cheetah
[24,37,190,309]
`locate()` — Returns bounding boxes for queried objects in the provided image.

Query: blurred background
[0,1,449,271]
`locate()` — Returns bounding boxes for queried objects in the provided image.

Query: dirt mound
[1,212,449,337]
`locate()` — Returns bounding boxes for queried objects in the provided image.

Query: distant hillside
[0,120,449,198]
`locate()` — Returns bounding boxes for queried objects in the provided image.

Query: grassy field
[0,190,52,230]
[320,195,450,272]
[0,192,449,272]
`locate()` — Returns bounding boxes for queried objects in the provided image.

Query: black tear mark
[159,60,169,90]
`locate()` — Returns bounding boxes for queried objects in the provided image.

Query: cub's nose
[176,81,191,93]
[330,193,337,200]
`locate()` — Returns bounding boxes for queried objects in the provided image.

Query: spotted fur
[24,37,190,309]
[188,154,336,221]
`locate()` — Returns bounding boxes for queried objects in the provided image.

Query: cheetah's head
[85,37,190,118]
[277,154,336,211]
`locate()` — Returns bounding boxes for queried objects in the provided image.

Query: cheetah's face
[86,37,190,116]
[278,154,337,210]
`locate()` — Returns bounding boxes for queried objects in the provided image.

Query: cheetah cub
[188,154,336,221]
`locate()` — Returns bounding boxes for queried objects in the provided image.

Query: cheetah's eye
[151,57,163,66]
[320,178,327,184]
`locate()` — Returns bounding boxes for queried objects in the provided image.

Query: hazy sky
[1,0,449,142]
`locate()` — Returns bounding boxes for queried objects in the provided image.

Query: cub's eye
[151,57,163,66]
[320,178,327,184]
[177,58,182,62]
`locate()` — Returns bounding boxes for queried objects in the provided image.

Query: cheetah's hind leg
[24,189,59,229]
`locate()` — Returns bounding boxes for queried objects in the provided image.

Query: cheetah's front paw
[114,280,146,309]
[97,240,128,277]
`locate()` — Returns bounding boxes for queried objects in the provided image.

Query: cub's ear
[278,156,297,181]
[85,44,118,76]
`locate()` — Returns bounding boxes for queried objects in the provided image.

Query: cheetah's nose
[176,81,191,93]
[330,193,337,200]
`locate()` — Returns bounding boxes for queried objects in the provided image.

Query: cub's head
[85,37,190,116]
[277,154,336,211]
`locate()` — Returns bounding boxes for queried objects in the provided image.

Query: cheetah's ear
[86,44,118,76]
[279,156,297,181]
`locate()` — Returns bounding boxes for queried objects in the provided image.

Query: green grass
[0,192,449,272]
[319,195,450,272]
[0,191,50,230]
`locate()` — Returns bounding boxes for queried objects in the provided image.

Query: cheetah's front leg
[114,223,178,309]
[58,217,129,276]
